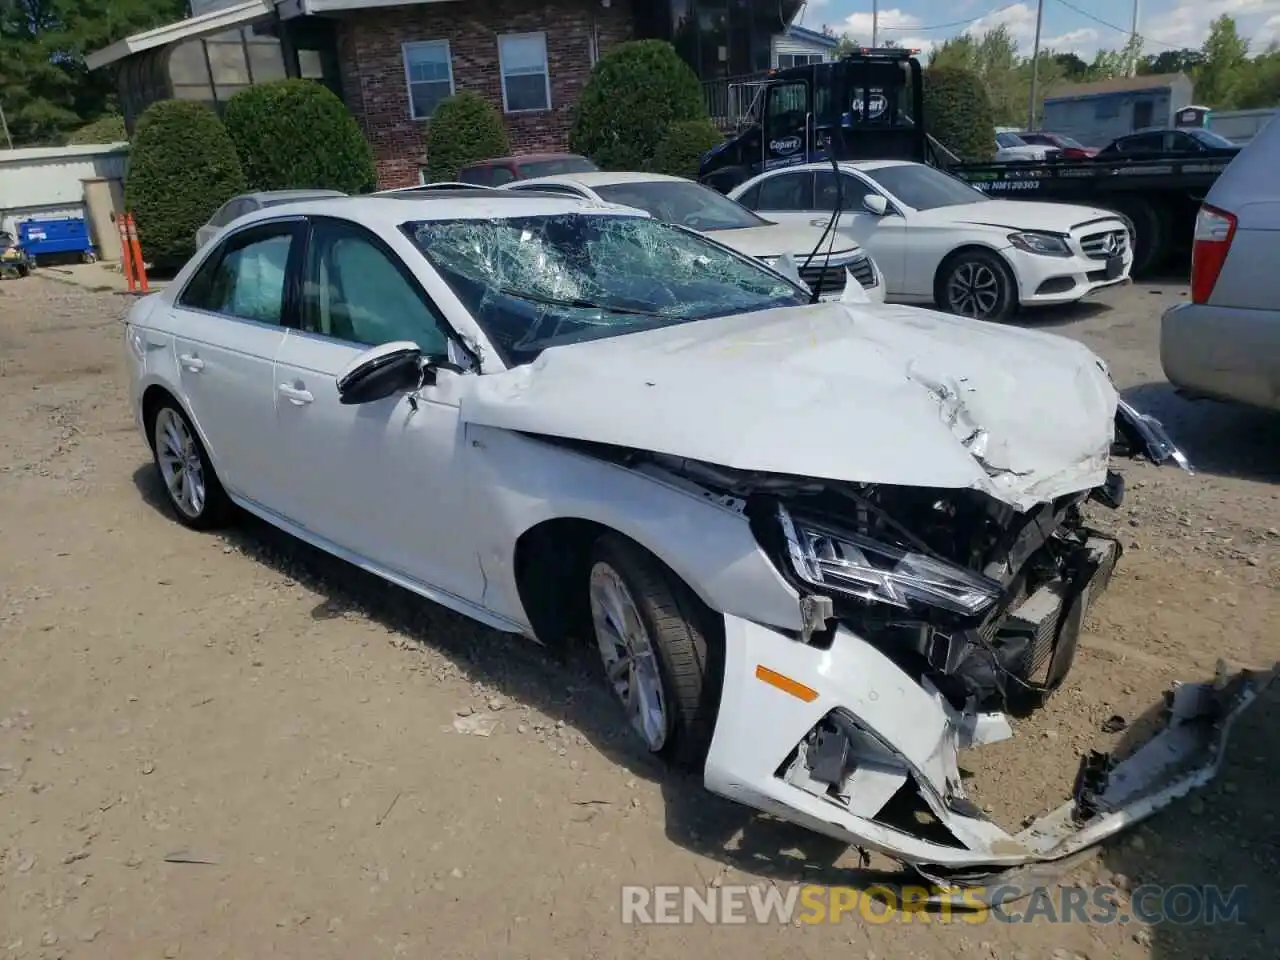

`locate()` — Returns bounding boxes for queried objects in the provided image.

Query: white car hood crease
[919,200,1123,233]
[464,302,1119,511]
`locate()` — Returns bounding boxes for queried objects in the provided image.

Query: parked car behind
[728,160,1132,322]
[123,189,1226,880]
[501,171,884,301]
[1096,128,1240,159]
[456,153,597,186]
[994,131,1058,162]
[1160,113,1280,411]
[196,189,347,250]
[1014,131,1097,158]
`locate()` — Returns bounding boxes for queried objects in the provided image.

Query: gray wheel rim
[154,408,206,519]
[588,561,668,752]
[946,261,1002,318]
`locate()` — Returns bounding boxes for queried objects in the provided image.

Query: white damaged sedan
[124,191,1272,886]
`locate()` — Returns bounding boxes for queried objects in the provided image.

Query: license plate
[1105,255,1123,280]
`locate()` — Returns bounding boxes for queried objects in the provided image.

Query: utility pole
[0,100,12,151]
[1026,0,1045,130]
[872,0,879,47]
[1128,0,1141,76]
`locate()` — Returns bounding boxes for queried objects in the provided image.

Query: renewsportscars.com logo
[620,883,1248,926]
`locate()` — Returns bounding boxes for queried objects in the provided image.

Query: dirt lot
[1,274,1277,960]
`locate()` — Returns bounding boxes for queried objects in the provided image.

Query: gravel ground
[0,274,1277,960]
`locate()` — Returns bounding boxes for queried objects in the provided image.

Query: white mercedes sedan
[500,170,884,302]
[124,190,1265,883]
[728,160,1133,322]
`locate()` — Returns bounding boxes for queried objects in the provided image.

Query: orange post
[125,214,149,293]
[117,216,137,292]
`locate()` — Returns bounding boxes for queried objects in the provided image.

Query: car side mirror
[862,194,888,216]
[336,341,424,405]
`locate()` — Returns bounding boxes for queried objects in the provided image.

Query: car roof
[231,193,647,231]
[1205,110,1280,220]
[464,153,589,168]
[514,171,691,188]
[246,188,347,201]
[759,159,914,174]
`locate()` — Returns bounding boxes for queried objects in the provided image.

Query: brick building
[87,0,804,189]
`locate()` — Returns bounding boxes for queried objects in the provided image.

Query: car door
[271,215,483,603]
[814,170,909,291]
[170,218,302,501]
[761,79,811,170]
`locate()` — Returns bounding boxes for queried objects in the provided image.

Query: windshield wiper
[497,286,669,318]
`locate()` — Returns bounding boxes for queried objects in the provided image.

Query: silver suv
[1160,117,1280,411]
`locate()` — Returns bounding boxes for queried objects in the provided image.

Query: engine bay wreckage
[458,295,1277,885]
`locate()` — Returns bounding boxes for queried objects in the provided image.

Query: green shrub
[650,119,726,178]
[922,67,996,163]
[124,100,246,267]
[424,91,510,182]
[223,79,376,194]
[570,40,709,170]
[66,114,126,145]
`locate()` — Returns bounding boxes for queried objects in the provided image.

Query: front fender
[462,424,805,634]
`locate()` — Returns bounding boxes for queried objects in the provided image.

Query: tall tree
[0,0,185,145]
[1052,51,1090,80]
[1193,15,1249,108]
[1139,48,1205,74]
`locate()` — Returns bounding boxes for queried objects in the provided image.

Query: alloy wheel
[588,561,668,752]
[946,261,1002,318]
[154,407,206,519]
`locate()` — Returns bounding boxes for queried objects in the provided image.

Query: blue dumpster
[18,217,97,264]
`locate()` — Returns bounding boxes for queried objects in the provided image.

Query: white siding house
[0,144,129,239]
[771,23,838,69]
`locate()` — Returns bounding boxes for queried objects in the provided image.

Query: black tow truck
[697,48,1233,274]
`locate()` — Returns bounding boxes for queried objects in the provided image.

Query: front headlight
[777,504,1001,616]
[1008,231,1073,257]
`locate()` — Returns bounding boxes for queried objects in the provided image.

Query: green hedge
[922,67,996,163]
[66,114,126,145]
[124,100,246,267]
[650,119,726,178]
[569,40,709,170]
[424,91,510,182]
[223,79,376,194]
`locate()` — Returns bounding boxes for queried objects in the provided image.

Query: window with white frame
[403,40,454,120]
[777,53,828,68]
[498,32,551,113]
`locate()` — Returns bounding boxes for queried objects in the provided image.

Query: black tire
[1107,199,1166,275]
[586,534,723,771]
[935,248,1018,322]
[146,398,234,530]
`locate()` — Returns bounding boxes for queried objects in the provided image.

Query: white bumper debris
[705,612,1276,875]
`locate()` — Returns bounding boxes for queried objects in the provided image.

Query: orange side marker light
[755,665,819,702]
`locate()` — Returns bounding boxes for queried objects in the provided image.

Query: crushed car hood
[465,300,1119,510]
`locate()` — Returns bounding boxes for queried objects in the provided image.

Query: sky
[797,0,1280,60]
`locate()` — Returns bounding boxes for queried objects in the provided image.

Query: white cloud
[1042,27,1101,53]
[1145,0,1280,48]
[839,7,924,38]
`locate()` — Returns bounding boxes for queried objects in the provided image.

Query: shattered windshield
[592,181,768,231]
[406,213,806,366]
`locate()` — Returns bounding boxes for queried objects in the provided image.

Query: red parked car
[1015,132,1098,159]
[456,153,598,186]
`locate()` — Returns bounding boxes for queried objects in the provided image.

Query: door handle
[278,384,314,405]
[178,353,204,372]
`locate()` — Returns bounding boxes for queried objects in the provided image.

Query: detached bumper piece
[1114,398,1194,473]
[705,609,1277,876]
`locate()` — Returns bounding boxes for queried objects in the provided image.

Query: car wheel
[937,249,1017,322]
[586,534,722,771]
[149,400,233,530]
